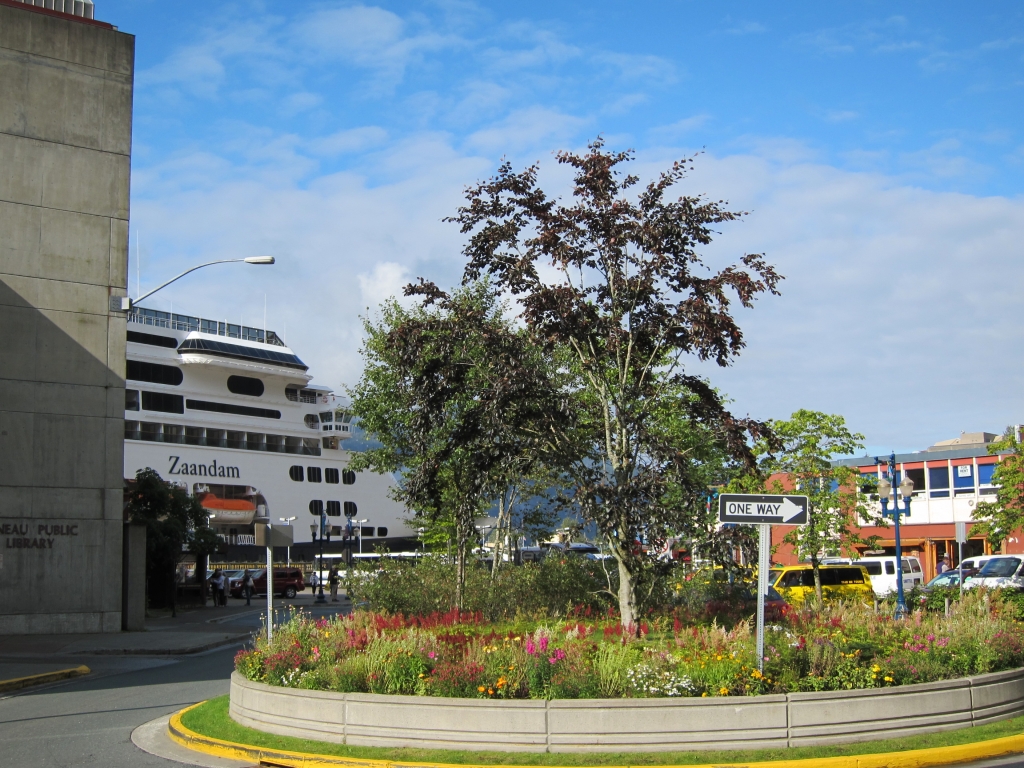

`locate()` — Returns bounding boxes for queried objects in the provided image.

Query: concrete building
[771,430,1021,582]
[0,0,134,633]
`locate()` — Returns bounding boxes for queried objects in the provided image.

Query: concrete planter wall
[230,668,1024,753]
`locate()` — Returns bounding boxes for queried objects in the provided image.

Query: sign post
[256,523,294,643]
[955,521,968,596]
[718,494,808,671]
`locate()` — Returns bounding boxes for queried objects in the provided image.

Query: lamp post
[354,519,368,555]
[310,512,328,604]
[127,256,275,309]
[279,517,296,565]
[877,452,914,619]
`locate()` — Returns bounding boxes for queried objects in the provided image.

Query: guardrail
[230,668,1024,753]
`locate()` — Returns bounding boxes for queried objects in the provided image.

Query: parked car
[964,556,1024,591]
[768,564,874,605]
[229,568,305,599]
[824,556,923,597]
[923,570,964,591]
[959,555,999,585]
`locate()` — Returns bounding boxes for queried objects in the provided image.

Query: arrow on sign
[718,494,809,526]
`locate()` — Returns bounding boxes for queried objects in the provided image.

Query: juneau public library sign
[3,522,79,550]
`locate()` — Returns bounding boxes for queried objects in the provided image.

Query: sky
[100,0,1024,455]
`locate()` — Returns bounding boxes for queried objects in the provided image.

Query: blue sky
[100,1,1024,453]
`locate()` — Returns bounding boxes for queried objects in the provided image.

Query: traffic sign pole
[756,523,770,672]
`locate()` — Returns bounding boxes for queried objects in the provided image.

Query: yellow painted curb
[0,665,90,693]
[168,701,1024,768]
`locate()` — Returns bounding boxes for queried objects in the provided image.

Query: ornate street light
[877,452,914,619]
[309,511,329,604]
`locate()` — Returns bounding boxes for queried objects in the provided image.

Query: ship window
[186,399,281,419]
[319,411,333,423]
[307,466,322,483]
[226,431,245,450]
[286,387,318,404]
[125,389,139,411]
[304,414,320,429]
[124,420,140,440]
[266,434,285,453]
[289,466,304,482]
[184,426,204,445]
[325,468,340,484]
[326,500,342,517]
[163,424,184,443]
[139,421,161,441]
[177,337,307,371]
[141,391,184,414]
[309,500,324,515]
[206,428,226,448]
[127,330,177,349]
[127,360,183,386]
[362,526,374,537]
[302,438,321,456]
[344,501,357,518]
[342,470,356,485]
[227,376,265,397]
[246,432,265,451]
[377,527,388,537]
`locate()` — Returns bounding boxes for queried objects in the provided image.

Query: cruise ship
[123,306,416,560]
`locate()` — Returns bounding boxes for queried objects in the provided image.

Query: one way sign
[718,494,809,525]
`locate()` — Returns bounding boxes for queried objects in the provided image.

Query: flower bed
[235,590,1024,699]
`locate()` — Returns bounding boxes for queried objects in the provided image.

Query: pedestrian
[328,565,340,602]
[241,568,254,606]
[211,569,225,606]
[937,555,951,574]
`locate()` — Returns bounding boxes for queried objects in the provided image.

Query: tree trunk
[455,511,470,611]
[812,556,823,606]
[491,494,506,579]
[616,555,638,633]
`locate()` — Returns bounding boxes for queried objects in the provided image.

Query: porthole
[289,465,304,482]
[343,501,357,518]
[227,375,264,397]
[377,527,388,537]
[342,470,356,485]
[326,501,341,517]
[325,468,340,484]
[307,466,322,483]
[309,500,324,515]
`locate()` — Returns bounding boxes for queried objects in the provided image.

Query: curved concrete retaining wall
[230,668,1024,753]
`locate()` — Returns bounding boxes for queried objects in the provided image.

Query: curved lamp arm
[132,256,274,307]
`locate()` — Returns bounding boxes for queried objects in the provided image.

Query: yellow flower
[884,676,894,683]
[701,692,708,697]
[478,686,486,692]
[871,665,881,673]
[718,687,729,696]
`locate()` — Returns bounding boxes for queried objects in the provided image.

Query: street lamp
[310,512,329,604]
[877,452,914,619]
[125,256,275,309]
[279,517,296,565]
[354,519,368,555]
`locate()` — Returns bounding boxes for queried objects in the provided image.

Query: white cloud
[309,127,389,156]
[358,262,411,312]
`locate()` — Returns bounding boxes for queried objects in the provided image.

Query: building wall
[0,2,133,633]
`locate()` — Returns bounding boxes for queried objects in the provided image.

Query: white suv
[826,556,923,597]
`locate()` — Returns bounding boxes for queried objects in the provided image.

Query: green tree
[349,281,561,609]
[973,427,1024,547]
[447,139,780,630]
[125,468,219,613]
[758,410,881,604]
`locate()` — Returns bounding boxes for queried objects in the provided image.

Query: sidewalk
[0,603,259,660]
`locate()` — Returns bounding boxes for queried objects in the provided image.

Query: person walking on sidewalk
[241,569,254,606]
[211,569,226,607]
[328,565,340,602]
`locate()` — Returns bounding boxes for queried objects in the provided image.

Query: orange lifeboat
[200,493,256,524]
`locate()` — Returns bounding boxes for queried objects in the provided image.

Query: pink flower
[539,637,549,653]
[926,634,935,643]
[428,651,436,659]
[525,639,536,655]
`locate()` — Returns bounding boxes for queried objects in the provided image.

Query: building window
[953,464,975,495]
[904,467,925,496]
[289,466,304,482]
[307,466,322,483]
[344,501,357,518]
[326,501,342,517]
[309,500,324,515]
[979,463,997,486]
[325,468,340,484]
[127,360,183,386]
[125,389,139,411]
[342,470,356,485]
[377,527,388,537]
[929,465,950,498]
[141,391,184,414]
[227,375,265,397]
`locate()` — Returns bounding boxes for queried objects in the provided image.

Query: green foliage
[125,467,217,608]
[345,554,612,620]
[973,428,1024,547]
[758,410,882,604]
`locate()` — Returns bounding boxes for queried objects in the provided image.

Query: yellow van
[768,564,874,605]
